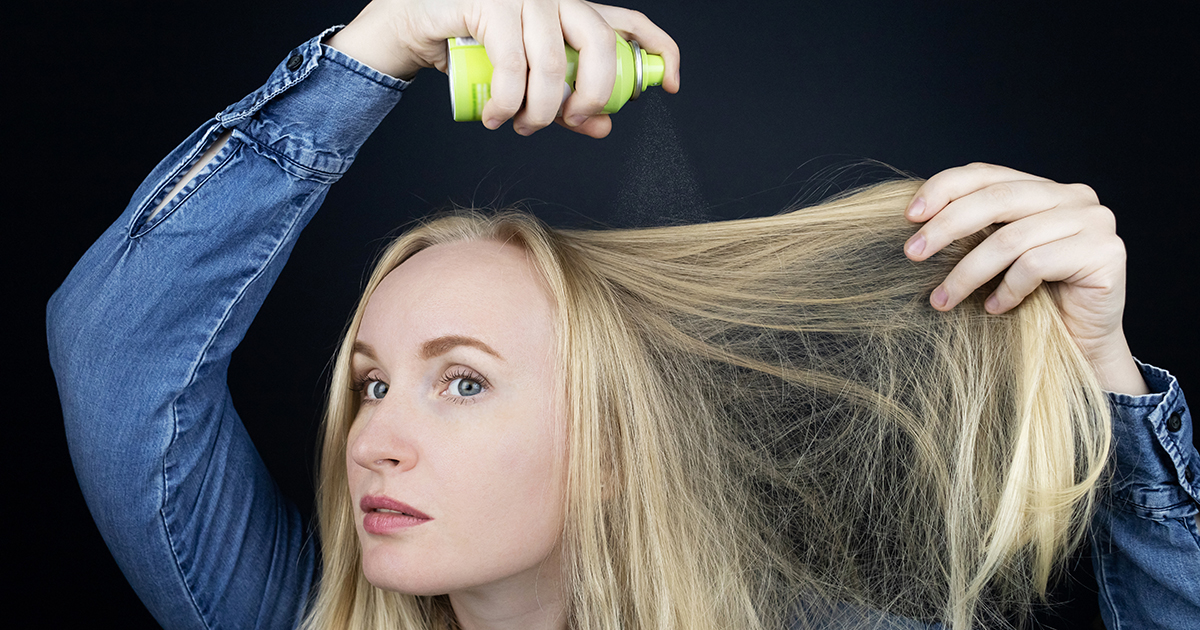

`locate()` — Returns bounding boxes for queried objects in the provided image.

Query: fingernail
[514,125,530,136]
[931,286,949,309]
[906,197,926,219]
[905,233,926,257]
[675,69,681,86]
[484,118,501,130]
[985,295,1000,312]
[566,115,586,127]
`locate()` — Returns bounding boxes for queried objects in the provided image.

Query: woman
[47,0,1198,628]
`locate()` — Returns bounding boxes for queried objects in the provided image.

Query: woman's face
[346,239,566,598]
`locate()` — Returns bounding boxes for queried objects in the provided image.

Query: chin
[360,549,455,596]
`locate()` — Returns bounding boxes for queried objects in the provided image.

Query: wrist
[1085,331,1150,396]
[325,7,423,80]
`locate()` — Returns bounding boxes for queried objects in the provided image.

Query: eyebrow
[351,341,379,363]
[420,335,504,361]
[351,335,504,364]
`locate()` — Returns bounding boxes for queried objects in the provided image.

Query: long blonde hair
[301,179,1111,629]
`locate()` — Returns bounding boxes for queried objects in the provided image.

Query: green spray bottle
[447,35,666,121]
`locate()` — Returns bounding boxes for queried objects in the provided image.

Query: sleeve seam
[238,129,345,182]
[1092,552,1121,630]
[318,43,412,89]
[156,182,322,630]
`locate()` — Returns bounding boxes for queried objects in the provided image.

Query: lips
[360,496,432,519]
[360,495,432,535]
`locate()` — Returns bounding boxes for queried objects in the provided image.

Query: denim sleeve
[46,26,407,630]
[1093,361,1200,629]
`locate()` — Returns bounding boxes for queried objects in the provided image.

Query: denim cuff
[1105,360,1198,519]
[216,25,410,180]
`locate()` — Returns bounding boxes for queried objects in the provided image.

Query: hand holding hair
[903,163,1148,395]
[325,0,681,138]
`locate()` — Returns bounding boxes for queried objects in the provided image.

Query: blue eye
[447,377,483,398]
[364,380,388,400]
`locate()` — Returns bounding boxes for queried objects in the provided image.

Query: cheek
[448,408,567,541]
[460,421,563,509]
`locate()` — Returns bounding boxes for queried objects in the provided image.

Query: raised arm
[46,28,408,630]
[47,2,680,627]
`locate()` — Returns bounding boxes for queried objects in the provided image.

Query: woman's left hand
[903,162,1148,395]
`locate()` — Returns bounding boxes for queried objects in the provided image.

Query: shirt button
[1186,468,1194,483]
[287,54,303,71]
[1167,412,1183,432]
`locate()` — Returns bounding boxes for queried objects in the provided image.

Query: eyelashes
[349,374,380,396]
[350,367,491,405]
[439,369,491,404]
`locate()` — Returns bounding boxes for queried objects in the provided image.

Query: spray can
[447,35,666,122]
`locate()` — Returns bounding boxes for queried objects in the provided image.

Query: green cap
[642,51,665,90]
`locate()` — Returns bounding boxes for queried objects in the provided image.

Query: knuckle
[1069,182,1099,203]
[991,223,1025,253]
[940,272,965,298]
[1087,204,1117,232]
[536,53,567,80]
[938,209,971,237]
[1013,248,1048,277]
[987,181,1014,203]
[1103,235,1128,262]
[1031,247,1057,274]
[625,8,648,22]
[593,27,617,52]
[576,89,610,111]
[492,49,528,73]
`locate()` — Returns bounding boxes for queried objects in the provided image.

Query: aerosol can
[447,35,666,121]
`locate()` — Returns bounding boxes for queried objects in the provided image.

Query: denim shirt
[46,27,1200,630]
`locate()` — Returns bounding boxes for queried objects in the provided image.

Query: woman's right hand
[326,0,680,138]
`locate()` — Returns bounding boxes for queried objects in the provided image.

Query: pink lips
[360,495,433,534]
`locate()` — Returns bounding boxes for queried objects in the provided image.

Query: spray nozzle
[641,50,666,89]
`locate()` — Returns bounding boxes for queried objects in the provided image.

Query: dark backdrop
[12,1,1197,627]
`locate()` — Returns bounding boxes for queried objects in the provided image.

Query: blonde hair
[301,179,1111,629]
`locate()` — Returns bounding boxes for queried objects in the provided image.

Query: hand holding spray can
[447,35,666,122]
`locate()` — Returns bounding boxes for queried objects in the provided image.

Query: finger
[554,112,612,138]
[928,207,1082,310]
[984,235,1122,314]
[559,1,617,127]
[905,162,1051,222]
[904,179,1105,261]
[511,1,569,135]
[475,9,529,130]
[928,204,1117,311]
[586,2,681,93]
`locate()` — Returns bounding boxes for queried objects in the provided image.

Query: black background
[12,1,1198,627]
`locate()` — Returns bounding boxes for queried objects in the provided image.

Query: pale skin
[903,164,1148,395]
[159,1,1151,626]
[348,241,569,630]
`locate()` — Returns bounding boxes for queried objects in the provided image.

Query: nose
[347,400,419,473]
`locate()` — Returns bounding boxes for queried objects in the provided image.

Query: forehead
[357,239,556,361]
